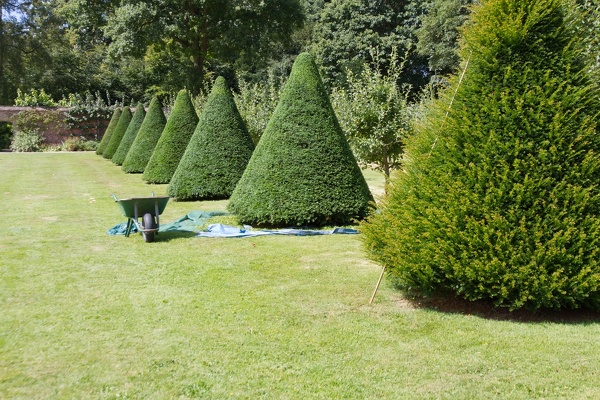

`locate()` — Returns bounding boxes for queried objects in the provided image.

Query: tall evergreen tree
[122,96,167,173]
[111,103,145,165]
[102,107,131,159]
[96,108,121,155]
[143,90,198,183]
[362,0,600,311]
[228,53,373,227]
[168,77,254,200]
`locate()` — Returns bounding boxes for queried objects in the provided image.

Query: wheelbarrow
[112,193,170,242]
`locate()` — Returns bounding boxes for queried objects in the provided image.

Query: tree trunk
[0,5,5,104]
[382,147,391,194]
[188,3,208,94]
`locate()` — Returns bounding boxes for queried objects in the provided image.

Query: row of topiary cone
[97,53,373,227]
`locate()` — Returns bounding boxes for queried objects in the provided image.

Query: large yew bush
[96,108,121,155]
[228,53,373,226]
[143,90,198,183]
[362,0,600,311]
[121,97,167,173]
[111,103,145,165]
[102,107,131,159]
[168,77,254,200]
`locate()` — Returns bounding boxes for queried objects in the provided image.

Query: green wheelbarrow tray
[112,193,170,242]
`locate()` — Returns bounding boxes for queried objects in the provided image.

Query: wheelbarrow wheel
[142,213,156,242]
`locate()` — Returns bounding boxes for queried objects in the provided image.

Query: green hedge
[168,77,254,200]
[111,103,146,165]
[228,53,374,226]
[143,90,198,184]
[122,97,167,174]
[96,108,121,155]
[362,0,600,311]
[102,107,132,159]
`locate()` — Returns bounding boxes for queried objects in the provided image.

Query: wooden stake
[369,266,386,304]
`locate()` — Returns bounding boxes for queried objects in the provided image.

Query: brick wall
[0,106,110,145]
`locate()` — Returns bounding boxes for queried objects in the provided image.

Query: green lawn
[1,152,599,399]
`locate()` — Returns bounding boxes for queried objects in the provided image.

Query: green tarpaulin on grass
[107,211,358,237]
[107,210,227,235]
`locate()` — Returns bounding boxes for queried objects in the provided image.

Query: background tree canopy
[1,0,598,106]
[0,0,464,104]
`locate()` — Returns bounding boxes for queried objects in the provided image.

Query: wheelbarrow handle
[111,193,119,202]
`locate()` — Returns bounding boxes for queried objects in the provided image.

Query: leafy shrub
[10,129,44,152]
[102,107,132,159]
[362,0,600,311]
[228,53,374,227]
[168,77,255,201]
[10,109,65,152]
[143,90,199,184]
[82,140,98,151]
[14,88,57,107]
[122,97,167,173]
[60,136,98,152]
[0,122,12,150]
[111,104,146,165]
[61,136,85,151]
[96,108,122,155]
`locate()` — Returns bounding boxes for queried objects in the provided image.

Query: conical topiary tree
[143,90,199,183]
[102,107,132,159]
[122,97,167,174]
[362,0,600,311]
[111,103,146,165]
[168,77,255,200]
[228,53,374,226]
[96,108,121,155]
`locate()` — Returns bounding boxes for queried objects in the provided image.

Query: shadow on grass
[153,231,199,241]
[396,293,600,324]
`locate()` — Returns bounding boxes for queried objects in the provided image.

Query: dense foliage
[102,107,131,159]
[310,0,428,91]
[111,103,145,165]
[121,97,166,173]
[362,0,600,311]
[143,90,198,184]
[416,0,474,78]
[3,0,599,107]
[168,77,254,201]
[228,53,373,227]
[96,108,122,155]
[0,122,11,149]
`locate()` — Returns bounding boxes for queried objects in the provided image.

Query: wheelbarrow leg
[124,218,134,237]
[155,201,160,235]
